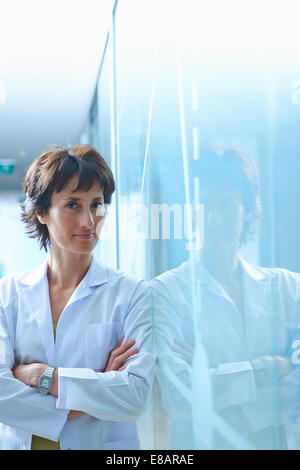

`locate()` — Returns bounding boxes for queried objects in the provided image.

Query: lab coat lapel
[188,253,239,307]
[239,257,277,356]
[240,257,271,319]
[21,259,56,366]
[63,256,109,308]
[187,254,246,361]
[20,257,109,366]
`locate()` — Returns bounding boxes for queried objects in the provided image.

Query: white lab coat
[0,256,154,450]
[153,255,300,449]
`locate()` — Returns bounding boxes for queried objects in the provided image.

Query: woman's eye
[66,202,77,209]
[65,201,104,210]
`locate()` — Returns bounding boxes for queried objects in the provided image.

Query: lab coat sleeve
[154,297,193,418]
[0,303,69,441]
[156,352,256,417]
[56,280,155,421]
[240,271,300,432]
[153,278,256,418]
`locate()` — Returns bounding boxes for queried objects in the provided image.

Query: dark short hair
[192,145,262,245]
[21,144,115,251]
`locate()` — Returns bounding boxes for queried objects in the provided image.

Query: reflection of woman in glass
[0,145,154,450]
[154,146,299,450]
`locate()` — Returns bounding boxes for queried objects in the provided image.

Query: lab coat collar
[186,253,276,352]
[21,258,49,287]
[81,256,109,288]
[239,257,268,282]
[186,252,234,305]
[186,251,271,311]
[20,255,109,289]
[188,251,268,283]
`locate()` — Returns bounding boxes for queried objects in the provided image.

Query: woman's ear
[35,209,47,225]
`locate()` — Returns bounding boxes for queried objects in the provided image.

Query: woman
[0,145,154,450]
[153,146,300,449]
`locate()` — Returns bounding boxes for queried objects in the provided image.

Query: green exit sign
[0,159,15,175]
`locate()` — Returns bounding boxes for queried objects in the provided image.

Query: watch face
[38,368,54,393]
[41,377,50,388]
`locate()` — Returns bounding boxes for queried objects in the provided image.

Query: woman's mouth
[74,233,95,240]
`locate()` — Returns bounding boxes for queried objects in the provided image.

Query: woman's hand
[12,337,138,422]
[12,364,83,420]
[104,336,139,372]
[68,410,85,420]
[251,355,293,385]
[12,363,59,397]
[12,363,47,388]
[67,338,138,420]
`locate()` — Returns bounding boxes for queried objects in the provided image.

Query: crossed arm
[12,336,138,419]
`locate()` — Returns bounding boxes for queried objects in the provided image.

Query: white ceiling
[0,0,115,190]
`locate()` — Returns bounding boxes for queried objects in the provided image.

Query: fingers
[110,342,139,367]
[117,339,136,355]
[116,348,139,371]
[115,336,125,348]
[105,337,139,372]
[116,347,139,366]
[109,339,136,361]
[112,337,135,355]
[104,337,132,369]
[68,410,86,420]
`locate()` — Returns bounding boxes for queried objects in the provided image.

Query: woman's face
[202,183,249,250]
[37,177,106,255]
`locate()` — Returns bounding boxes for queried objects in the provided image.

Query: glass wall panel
[90,0,300,450]
[150,0,300,450]
[87,34,118,269]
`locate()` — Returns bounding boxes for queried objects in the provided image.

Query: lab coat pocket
[85,323,119,371]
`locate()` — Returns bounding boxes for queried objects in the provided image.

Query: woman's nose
[79,208,94,228]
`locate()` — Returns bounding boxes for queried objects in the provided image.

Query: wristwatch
[38,366,55,394]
